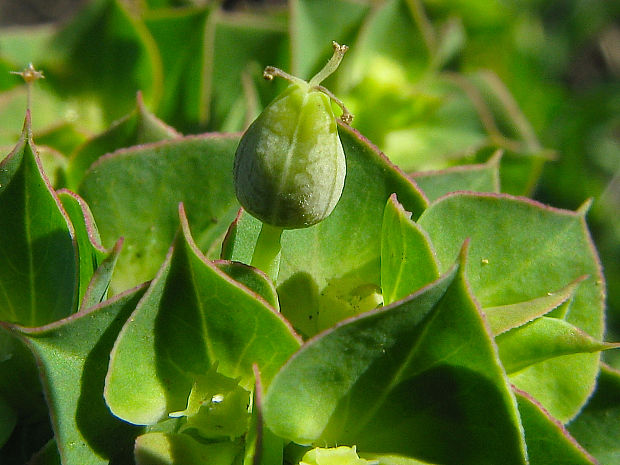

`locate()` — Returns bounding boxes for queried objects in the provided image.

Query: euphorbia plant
[0,32,619,465]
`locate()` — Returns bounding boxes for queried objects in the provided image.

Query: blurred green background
[0,0,618,365]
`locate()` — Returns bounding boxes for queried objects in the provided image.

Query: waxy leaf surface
[276,123,428,336]
[418,192,605,421]
[144,6,212,132]
[105,206,300,425]
[57,190,108,310]
[410,152,501,202]
[10,286,146,465]
[264,253,527,464]
[0,115,77,326]
[79,134,241,292]
[67,93,180,189]
[497,317,617,374]
[290,0,370,80]
[44,0,163,123]
[568,364,620,464]
[214,260,279,310]
[484,277,584,335]
[223,124,427,337]
[381,194,439,305]
[134,432,241,465]
[515,388,596,465]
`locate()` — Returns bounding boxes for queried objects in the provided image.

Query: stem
[308,41,349,88]
[251,223,284,282]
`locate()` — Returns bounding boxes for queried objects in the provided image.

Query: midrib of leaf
[386,217,409,304]
[0,279,16,322]
[25,150,37,326]
[188,246,217,369]
[346,273,451,438]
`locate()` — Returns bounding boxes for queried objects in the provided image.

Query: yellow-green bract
[233,42,350,229]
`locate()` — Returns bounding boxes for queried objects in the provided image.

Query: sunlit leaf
[264,248,527,464]
[79,133,241,293]
[0,114,77,326]
[418,192,605,421]
[104,205,300,425]
[11,286,147,465]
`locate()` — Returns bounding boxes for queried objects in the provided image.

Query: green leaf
[134,432,242,465]
[104,205,300,425]
[57,189,109,310]
[382,125,488,173]
[224,123,427,337]
[410,151,501,202]
[418,192,605,421]
[214,260,279,310]
[264,249,527,464]
[29,439,62,465]
[361,454,439,465]
[568,363,620,464]
[484,277,585,335]
[34,122,88,160]
[79,133,241,293]
[10,285,147,465]
[36,145,68,188]
[0,327,48,432]
[290,0,370,80]
[43,0,163,123]
[345,0,430,86]
[79,239,123,310]
[515,388,597,465]
[0,395,16,447]
[143,6,212,131]
[275,123,428,337]
[210,11,287,131]
[497,317,617,374]
[381,194,439,305]
[299,446,377,465]
[66,93,180,190]
[0,114,77,326]
[244,366,284,465]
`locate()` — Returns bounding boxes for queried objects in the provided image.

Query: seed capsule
[233,42,352,229]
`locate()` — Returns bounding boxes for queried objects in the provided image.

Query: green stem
[251,223,284,282]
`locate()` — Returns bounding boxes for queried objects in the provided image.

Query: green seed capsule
[233,42,352,229]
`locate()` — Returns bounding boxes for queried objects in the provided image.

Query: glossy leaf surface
[104,205,300,425]
[484,277,584,335]
[66,93,180,189]
[0,115,77,326]
[79,134,241,292]
[410,151,501,202]
[264,252,527,464]
[11,286,146,465]
[271,123,426,336]
[57,190,108,310]
[418,192,605,421]
[381,194,439,305]
[515,389,596,465]
[134,432,241,465]
[568,364,620,464]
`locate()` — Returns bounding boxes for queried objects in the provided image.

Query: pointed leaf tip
[577,198,593,217]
